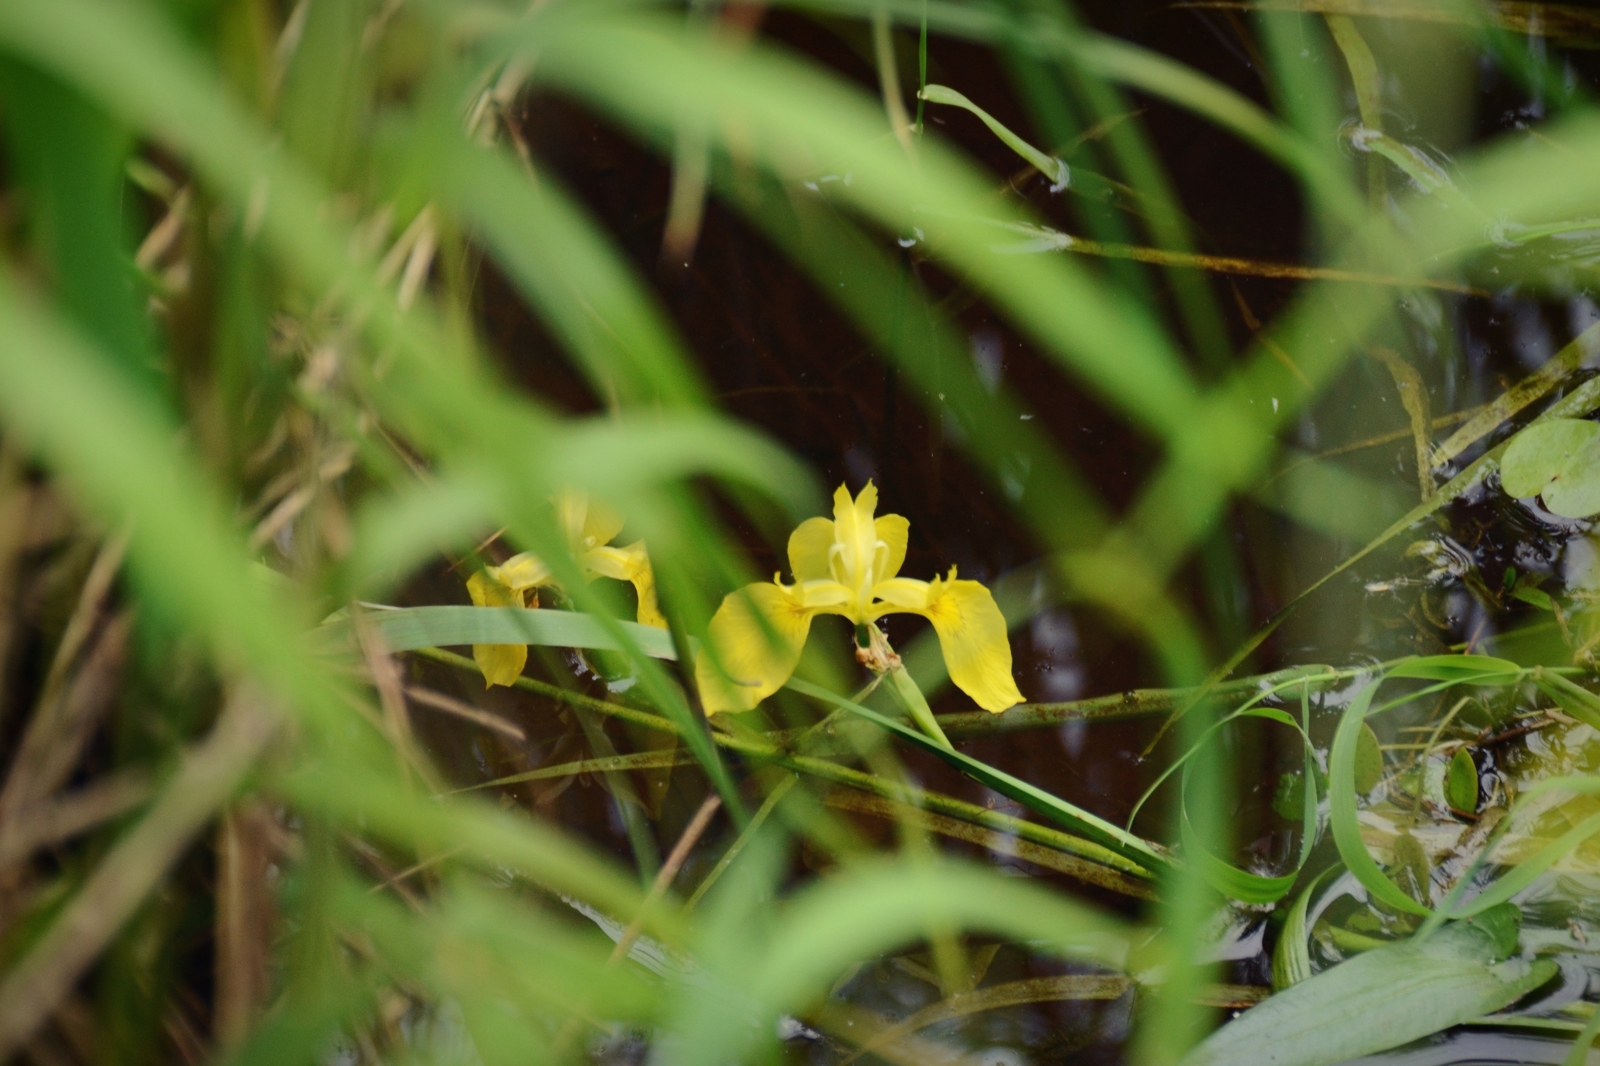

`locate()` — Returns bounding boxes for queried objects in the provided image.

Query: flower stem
[889,664,952,749]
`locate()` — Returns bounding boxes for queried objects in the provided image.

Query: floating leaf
[1447,747,1479,814]
[1388,655,1524,685]
[1181,906,1556,1066]
[1391,832,1433,905]
[1355,722,1384,795]
[1501,417,1600,517]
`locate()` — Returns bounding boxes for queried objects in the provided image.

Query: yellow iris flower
[467,491,666,687]
[695,481,1024,714]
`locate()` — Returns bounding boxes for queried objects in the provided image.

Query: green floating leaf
[1387,654,1524,685]
[1183,906,1556,1066]
[1355,722,1384,795]
[1501,417,1600,518]
[1446,747,1479,814]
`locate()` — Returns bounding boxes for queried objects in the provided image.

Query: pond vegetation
[8,0,1600,1064]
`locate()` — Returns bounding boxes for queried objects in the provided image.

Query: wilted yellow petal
[883,570,1022,713]
[787,516,835,582]
[466,569,530,688]
[695,582,814,714]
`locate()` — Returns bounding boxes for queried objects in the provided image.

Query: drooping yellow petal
[466,569,530,688]
[878,569,1022,713]
[695,582,814,714]
[874,513,909,582]
[584,542,668,629]
[626,552,668,629]
[495,551,553,592]
[787,516,836,582]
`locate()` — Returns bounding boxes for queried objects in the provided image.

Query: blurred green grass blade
[274,757,674,943]
[758,857,1133,1007]
[0,61,163,402]
[220,964,386,1066]
[1061,32,1363,229]
[669,856,1134,1066]
[442,141,710,409]
[0,253,322,710]
[540,412,818,515]
[1181,910,1557,1066]
[276,0,370,185]
[347,878,662,1026]
[513,8,1200,442]
[344,472,498,599]
[721,171,1110,546]
[1328,679,1434,917]
[784,677,1169,868]
[449,747,699,795]
[321,605,680,660]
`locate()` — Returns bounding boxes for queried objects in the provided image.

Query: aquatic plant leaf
[1387,655,1525,685]
[1330,680,1434,916]
[1181,909,1556,1066]
[1447,747,1479,813]
[1271,874,1328,992]
[1501,418,1600,516]
[918,83,1070,189]
[1179,806,1296,903]
[1355,722,1383,794]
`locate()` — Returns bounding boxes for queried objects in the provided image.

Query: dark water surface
[405,4,1600,1062]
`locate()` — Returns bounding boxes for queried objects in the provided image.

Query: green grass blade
[1328,679,1434,917]
[784,677,1169,868]
[320,605,679,660]
[919,83,1069,188]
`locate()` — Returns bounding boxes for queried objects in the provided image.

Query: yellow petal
[582,498,625,549]
[495,551,553,591]
[903,570,1023,713]
[585,542,668,629]
[831,482,878,588]
[555,489,624,551]
[473,642,529,688]
[466,569,530,688]
[787,516,836,582]
[695,583,814,714]
[874,513,909,581]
